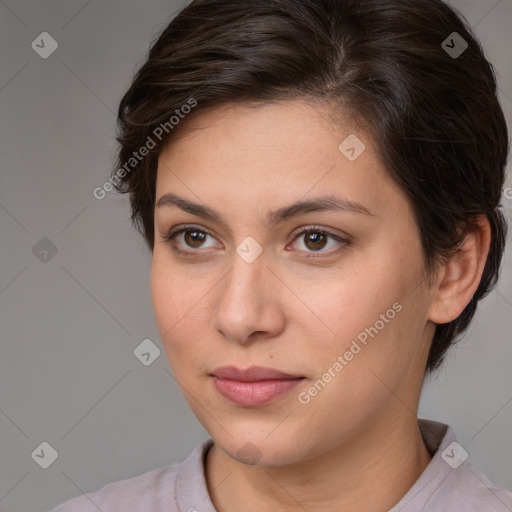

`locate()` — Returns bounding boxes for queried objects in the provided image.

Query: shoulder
[425,460,512,512]
[395,419,512,512]
[48,462,181,512]
[48,438,214,512]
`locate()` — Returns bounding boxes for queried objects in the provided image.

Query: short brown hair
[111,0,509,373]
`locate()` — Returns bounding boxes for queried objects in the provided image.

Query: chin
[208,423,322,468]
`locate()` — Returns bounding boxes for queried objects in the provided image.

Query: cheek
[301,255,425,377]
[150,256,217,370]
[151,262,177,332]
[298,297,425,430]
[151,259,194,349]
[301,270,396,344]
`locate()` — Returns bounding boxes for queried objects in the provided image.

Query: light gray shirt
[49,419,512,511]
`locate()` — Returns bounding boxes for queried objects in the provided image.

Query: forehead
[158,100,372,176]
[155,100,404,222]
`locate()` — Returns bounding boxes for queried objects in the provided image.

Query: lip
[211,366,304,407]
[211,365,302,381]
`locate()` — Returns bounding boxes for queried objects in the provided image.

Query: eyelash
[160,224,351,258]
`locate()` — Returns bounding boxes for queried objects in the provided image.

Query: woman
[51,0,511,510]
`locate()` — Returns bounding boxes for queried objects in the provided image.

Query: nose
[211,253,286,345]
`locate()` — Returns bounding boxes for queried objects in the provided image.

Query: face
[151,100,435,466]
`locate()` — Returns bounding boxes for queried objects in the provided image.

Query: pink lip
[211,366,304,407]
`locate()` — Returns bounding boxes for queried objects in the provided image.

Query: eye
[288,226,349,255]
[161,225,220,253]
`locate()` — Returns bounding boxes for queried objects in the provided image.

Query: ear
[428,216,491,324]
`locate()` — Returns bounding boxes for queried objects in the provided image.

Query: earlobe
[428,216,491,325]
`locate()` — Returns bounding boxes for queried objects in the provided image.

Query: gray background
[0,1,511,511]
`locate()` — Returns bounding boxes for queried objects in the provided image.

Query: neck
[205,411,432,512]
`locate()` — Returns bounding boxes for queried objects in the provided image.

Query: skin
[150,100,491,511]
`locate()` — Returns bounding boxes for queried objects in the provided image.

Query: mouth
[210,366,305,407]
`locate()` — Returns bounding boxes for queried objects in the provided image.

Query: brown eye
[303,232,328,251]
[162,225,219,253]
[289,226,349,256]
[183,230,207,248]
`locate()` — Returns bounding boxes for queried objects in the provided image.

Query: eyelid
[160,223,220,250]
[287,225,350,255]
[166,223,216,240]
[290,224,348,240]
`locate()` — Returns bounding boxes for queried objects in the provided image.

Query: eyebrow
[155,192,373,228]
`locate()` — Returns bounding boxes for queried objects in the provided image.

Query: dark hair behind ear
[112,0,509,373]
